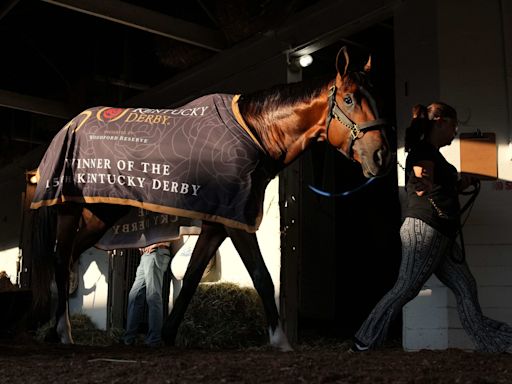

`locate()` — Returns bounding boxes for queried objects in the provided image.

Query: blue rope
[307,176,378,197]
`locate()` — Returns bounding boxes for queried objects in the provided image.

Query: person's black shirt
[404,141,460,238]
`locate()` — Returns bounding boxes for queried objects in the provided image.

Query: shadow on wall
[69,248,109,330]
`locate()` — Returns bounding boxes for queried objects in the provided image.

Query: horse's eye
[343,95,353,105]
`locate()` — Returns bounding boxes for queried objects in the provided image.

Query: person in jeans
[352,102,512,353]
[122,241,173,347]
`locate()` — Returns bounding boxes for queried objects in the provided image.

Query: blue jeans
[123,248,171,346]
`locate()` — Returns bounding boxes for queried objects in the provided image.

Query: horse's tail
[30,205,57,324]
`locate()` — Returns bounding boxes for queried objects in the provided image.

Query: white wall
[0,247,19,284]
[65,174,281,332]
[218,177,281,292]
[68,174,280,330]
[396,0,512,350]
[69,248,110,330]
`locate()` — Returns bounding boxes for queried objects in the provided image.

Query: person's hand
[410,170,432,196]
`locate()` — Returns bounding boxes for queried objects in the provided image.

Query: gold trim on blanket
[231,95,265,153]
[69,110,93,132]
[30,196,262,233]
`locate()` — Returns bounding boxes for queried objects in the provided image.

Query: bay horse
[30,47,393,351]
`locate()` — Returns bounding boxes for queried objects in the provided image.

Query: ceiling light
[297,54,313,68]
[289,54,314,71]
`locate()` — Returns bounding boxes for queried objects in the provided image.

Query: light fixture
[289,54,314,71]
[26,170,38,185]
[297,54,313,68]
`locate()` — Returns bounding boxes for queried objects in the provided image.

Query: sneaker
[348,340,369,353]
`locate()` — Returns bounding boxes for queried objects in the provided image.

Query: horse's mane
[237,75,332,121]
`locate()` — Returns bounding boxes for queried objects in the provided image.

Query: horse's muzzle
[363,128,393,177]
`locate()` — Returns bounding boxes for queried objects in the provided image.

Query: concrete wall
[395,0,512,350]
[218,177,281,290]
[69,248,109,330]
[0,248,18,285]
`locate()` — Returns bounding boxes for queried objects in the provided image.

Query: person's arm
[410,160,434,196]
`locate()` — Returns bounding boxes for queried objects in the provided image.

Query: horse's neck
[246,91,329,165]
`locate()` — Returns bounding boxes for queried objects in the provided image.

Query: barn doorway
[281,19,402,343]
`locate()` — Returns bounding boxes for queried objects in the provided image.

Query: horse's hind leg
[53,203,129,344]
[161,221,227,345]
[52,204,82,344]
[226,227,293,352]
[72,204,130,261]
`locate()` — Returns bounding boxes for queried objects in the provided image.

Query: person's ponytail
[404,104,430,152]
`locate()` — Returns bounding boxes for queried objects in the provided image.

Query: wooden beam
[41,0,226,52]
[0,0,21,21]
[127,0,400,106]
[0,89,73,119]
[126,35,288,107]
[279,0,398,56]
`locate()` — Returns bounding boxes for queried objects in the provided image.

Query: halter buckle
[350,125,360,139]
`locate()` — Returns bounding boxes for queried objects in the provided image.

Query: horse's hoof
[269,322,293,352]
[277,343,294,352]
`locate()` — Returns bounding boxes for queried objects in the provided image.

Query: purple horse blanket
[31,94,276,248]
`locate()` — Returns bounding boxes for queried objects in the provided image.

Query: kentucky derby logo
[97,107,129,122]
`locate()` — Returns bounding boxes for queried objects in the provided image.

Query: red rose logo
[102,108,124,121]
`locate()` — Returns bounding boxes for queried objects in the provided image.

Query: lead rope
[425,181,480,264]
[309,85,390,197]
[452,181,480,263]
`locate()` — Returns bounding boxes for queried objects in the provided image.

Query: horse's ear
[364,55,372,72]
[335,46,350,76]
[336,46,372,75]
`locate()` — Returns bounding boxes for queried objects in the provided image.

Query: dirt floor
[2,284,511,383]
[1,338,511,384]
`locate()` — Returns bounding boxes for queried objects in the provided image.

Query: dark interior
[296,20,402,342]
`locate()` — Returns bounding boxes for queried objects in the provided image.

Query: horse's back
[32,93,268,232]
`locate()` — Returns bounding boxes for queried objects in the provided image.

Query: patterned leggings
[355,217,512,352]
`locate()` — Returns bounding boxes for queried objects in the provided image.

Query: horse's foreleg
[226,228,293,352]
[72,208,122,262]
[52,207,81,344]
[162,222,227,345]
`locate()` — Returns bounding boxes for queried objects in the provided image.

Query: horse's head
[325,46,393,177]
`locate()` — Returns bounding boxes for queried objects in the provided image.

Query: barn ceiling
[0,0,396,168]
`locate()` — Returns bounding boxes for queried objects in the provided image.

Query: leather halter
[325,85,387,160]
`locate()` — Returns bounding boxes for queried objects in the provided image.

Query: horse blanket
[31,94,278,249]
